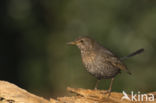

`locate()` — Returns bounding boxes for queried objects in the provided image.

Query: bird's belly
[81,52,120,79]
[84,62,120,79]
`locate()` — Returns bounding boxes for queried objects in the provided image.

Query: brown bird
[68,36,144,97]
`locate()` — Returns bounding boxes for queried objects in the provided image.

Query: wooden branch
[52,87,156,103]
[0,81,49,103]
[0,80,156,103]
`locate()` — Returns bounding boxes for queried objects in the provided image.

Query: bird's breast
[81,51,96,66]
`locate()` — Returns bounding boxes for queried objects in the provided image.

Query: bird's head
[67,36,95,51]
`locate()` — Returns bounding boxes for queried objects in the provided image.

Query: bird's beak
[67,41,77,45]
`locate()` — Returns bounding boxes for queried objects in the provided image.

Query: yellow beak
[67,41,77,45]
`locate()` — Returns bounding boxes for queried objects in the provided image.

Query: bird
[67,36,144,97]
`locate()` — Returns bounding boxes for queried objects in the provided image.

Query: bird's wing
[96,46,132,74]
[105,56,132,75]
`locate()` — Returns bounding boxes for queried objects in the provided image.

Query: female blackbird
[68,36,144,97]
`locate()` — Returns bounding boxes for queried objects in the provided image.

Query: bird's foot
[101,89,111,97]
[94,87,98,90]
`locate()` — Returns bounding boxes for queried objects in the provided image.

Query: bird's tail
[120,48,144,60]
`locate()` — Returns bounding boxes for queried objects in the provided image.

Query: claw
[102,90,111,97]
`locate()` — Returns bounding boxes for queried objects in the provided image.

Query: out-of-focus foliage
[0,0,156,97]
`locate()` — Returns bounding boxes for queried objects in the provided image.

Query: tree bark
[0,81,156,103]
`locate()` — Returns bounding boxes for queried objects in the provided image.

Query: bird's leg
[94,79,100,90]
[107,78,114,97]
[104,78,114,97]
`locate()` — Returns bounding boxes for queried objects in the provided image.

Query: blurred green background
[0,0,156,98]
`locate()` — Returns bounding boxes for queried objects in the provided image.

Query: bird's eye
[80,40,84,43]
